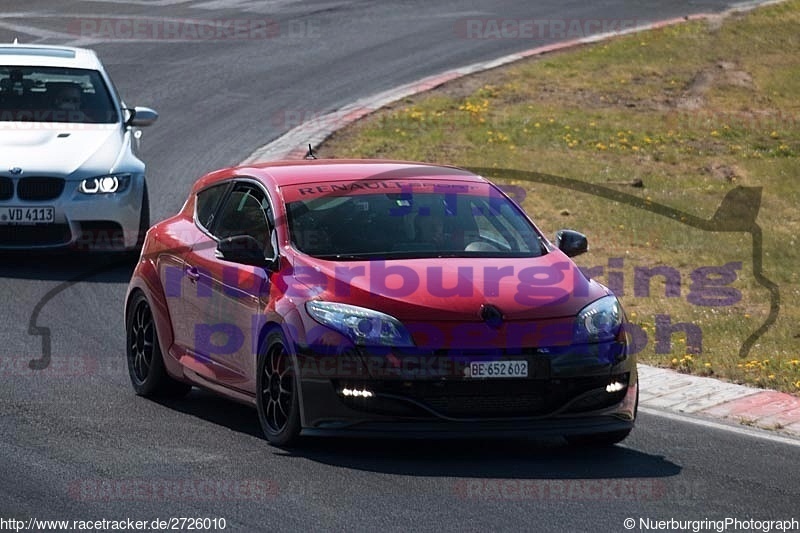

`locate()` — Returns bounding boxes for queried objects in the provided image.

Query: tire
[118,181,150,261]
[109,182,149,261]
[126,292,192,398]
[256,331,301,446]
[135,182,150,250]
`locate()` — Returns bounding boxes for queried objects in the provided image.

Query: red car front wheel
[257,331,301,446]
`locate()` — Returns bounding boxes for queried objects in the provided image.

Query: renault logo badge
[479,304,504,328]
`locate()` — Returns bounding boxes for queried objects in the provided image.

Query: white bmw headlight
[78,174,131,194]
[306,301,415,348]
[574,296,623,343]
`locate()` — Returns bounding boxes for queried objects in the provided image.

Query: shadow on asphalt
[0,251,136,283]
[155,389,264,440]
[157,389,681,480]
[279,435,680,480]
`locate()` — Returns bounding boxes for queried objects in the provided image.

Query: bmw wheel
[257,331,301,446]
[126,292,191,397]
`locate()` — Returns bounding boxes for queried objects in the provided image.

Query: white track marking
[640,407,800,447]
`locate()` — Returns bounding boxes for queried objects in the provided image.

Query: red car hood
[289,250,609,322]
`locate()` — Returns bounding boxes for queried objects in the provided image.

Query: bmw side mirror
[555,229,588,257]
[216,235,270,267]
[126,106,158,127]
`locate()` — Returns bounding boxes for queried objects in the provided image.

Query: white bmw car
[0,42,157,252]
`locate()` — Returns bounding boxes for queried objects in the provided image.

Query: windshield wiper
[315,253,378,260]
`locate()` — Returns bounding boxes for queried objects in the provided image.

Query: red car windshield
[286,186,546,259]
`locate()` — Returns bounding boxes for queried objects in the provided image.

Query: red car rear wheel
[126,292,191,398]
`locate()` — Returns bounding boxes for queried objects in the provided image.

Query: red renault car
[125,160,637,446]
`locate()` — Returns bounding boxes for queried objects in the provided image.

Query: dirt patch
[677,70,715,110]
[675,61,755,110]
[428,68,510,101]
[703,162,745,182]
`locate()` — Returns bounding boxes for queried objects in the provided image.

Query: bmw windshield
[0,66,118,124]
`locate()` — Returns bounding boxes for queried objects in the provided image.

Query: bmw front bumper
[0,174,145,250]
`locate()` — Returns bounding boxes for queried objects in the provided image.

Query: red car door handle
[185,266,200,282]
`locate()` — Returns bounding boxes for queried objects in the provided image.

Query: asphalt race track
[1,1,798,531]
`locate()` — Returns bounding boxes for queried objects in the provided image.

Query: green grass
[320,1,800,394]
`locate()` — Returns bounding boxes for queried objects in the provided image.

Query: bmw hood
[0,125,126,177]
